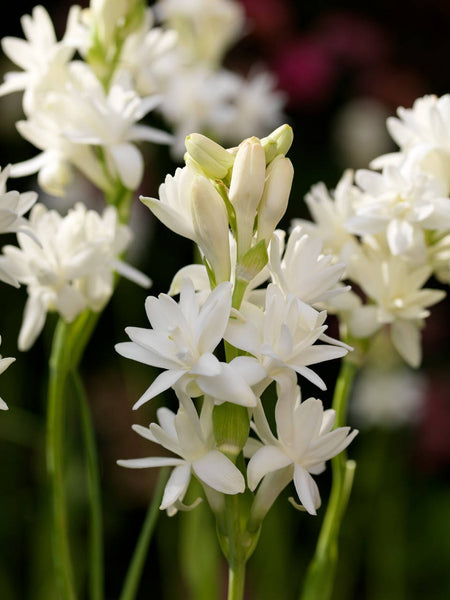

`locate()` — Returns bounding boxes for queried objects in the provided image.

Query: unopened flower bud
[185,133,235,180]
[257,155,294,244]
[261,124,293,163]
[191,175,231,283]
[229,139,266,257]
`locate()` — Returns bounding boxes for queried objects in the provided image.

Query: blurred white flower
[292,170,360,264]
[332,97,394,169]
[247,383,358,515]
[154,0,245,66]
[0,336,15,411]
[347,248,445,366]
[117,394,245,515]
[0,165,37,235]
[225,283,349,391]
[115,278,264,410]
[2,202,149,351]
[347,164,450,257]
[115,8,179,96]
[210,70,286,146]
[350,365,426,429]
[269,226,349,308]
[0,4,79,107]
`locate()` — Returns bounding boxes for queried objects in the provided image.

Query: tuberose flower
[117,394,245,515]
[115,278,264,409]
[225,283,349,391]
[2,202,150,351]
[247,383,358,515]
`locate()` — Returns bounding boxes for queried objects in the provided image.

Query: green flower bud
[185,133,235,180]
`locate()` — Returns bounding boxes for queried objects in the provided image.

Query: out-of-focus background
[0,1,450,599]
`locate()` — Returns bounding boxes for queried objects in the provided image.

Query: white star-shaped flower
[225,283,349,391]
[116,278,264,409]
[118,394,245,515]
[247,384,358,515]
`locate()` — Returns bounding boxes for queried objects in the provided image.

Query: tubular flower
[117,394,245,515]
[247,383,358,515]
[115,278,264,410]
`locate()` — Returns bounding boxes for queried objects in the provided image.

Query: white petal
[109,143,143,190]
[247,445,292,490]
[193,450,245,494]
[391,320,422,367]
[18,294,47,351]
[133,369,186,409]
[117,456,184,468]
[293,464,321,515]
[160,464,191,510]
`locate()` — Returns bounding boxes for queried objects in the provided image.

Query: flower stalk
[299,357,359,600]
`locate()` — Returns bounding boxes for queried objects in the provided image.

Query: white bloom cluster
[0,3,172,196]
[149,0,287,157]
[0,0,286,184]
[117,125,357,517]
[0,165,40,409]
[2,202,151,351]
[294,93,450,368]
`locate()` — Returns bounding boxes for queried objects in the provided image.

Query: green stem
[224,495,247,600]
[118,469,170,600]
[73,371,104,600]
[47,319,77,600]
[299,358,359,600]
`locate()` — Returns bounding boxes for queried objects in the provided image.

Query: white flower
[247,384,358,515]
[141,165,232,282]
[157,66,239,158]
[114,8,179,97]
[154,0,245,66]
[348,248,446,366]
[225,283,349,391]
[2,202,149,351]
[0,165,37,235]
[0,336,15,411]
[49,63,173,190]
[350,365,426,429]
[269,226,349,307]
[346,164,450,256]
[0,4,79,107]
[115,278,264,409]
[210,69,286,146]
[292,170,359,264]
[117,394,245,515]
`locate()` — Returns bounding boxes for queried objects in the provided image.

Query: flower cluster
[117,125,357,517]
[1,201,151,351]
[0,1,285,196]
[293,93,450,368]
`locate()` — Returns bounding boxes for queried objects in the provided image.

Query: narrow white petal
[293,465,321,515]
[247,445,292,490]
[18,294,47,351]
[133,369,186,409]
[193,450,245,494]
[391,320,422,368]
[117,457,184,469]
[160,464,191,510]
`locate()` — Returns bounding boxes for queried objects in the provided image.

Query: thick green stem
[224,495,247,600]
[47,319,77,600]
[73,371,104,600]
[299,358,359,600]
[118,469,169,600]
